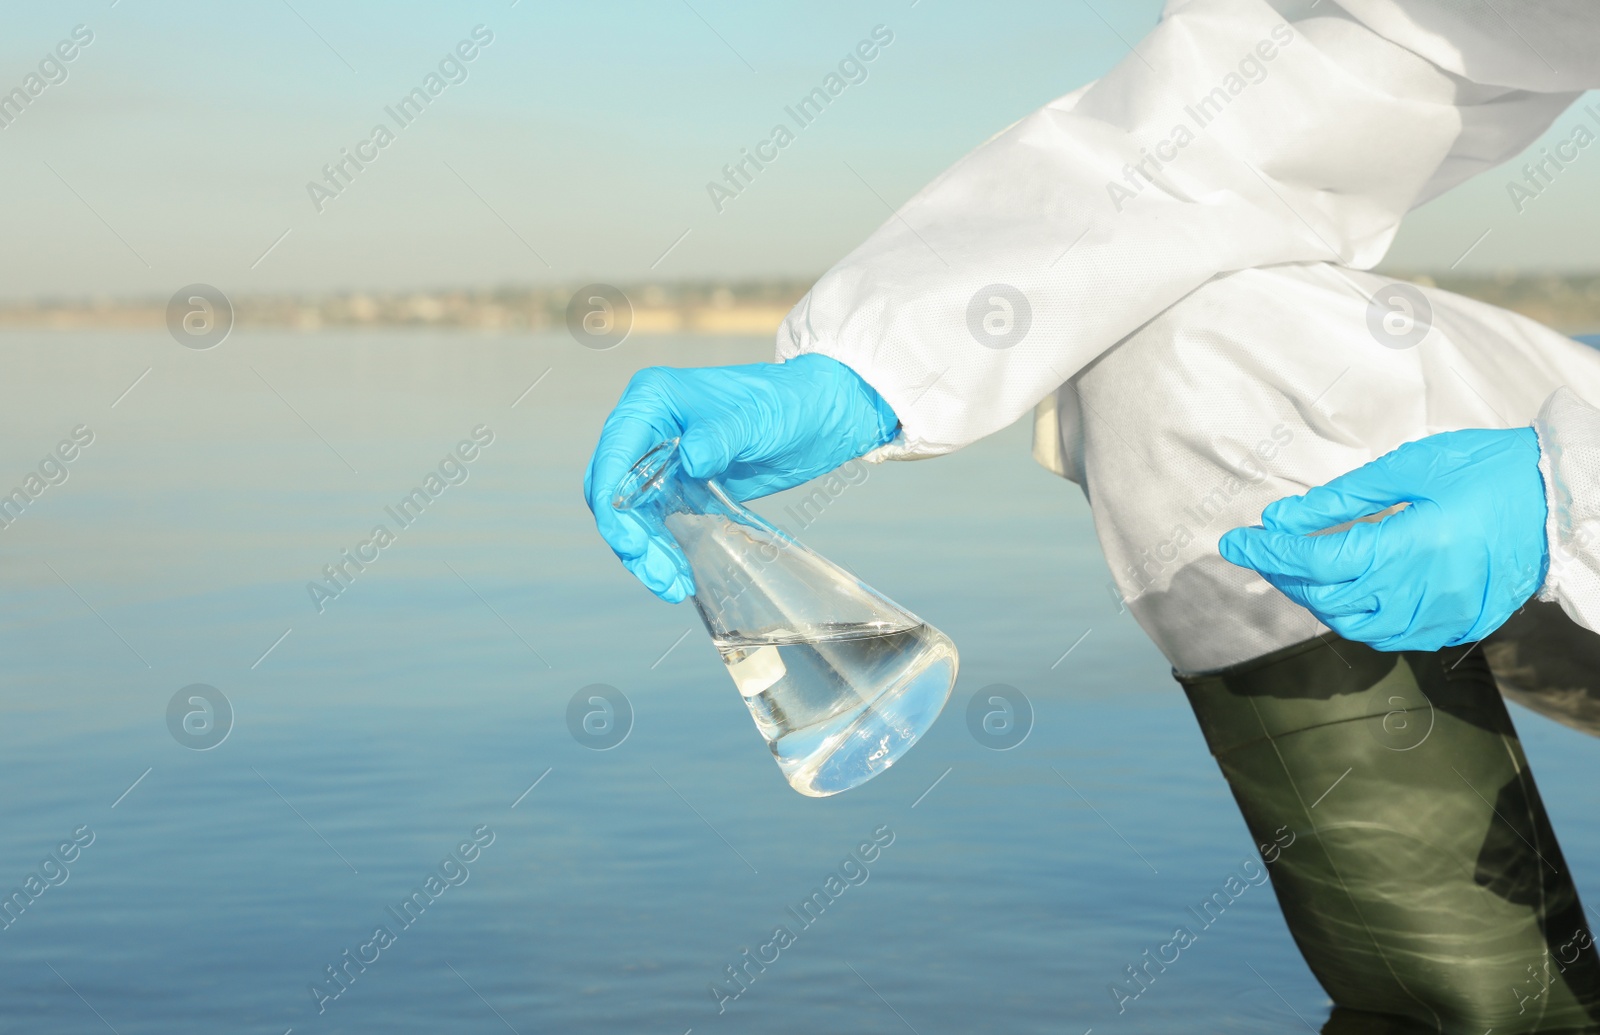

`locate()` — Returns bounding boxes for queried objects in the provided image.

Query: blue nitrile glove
[1218,427,1549,651]
[583,354,899,603]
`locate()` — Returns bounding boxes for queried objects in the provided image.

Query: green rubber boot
[1178,633,1600,1033]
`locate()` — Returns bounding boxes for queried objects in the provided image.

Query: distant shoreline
[0,281,811,337]
[0,273,1597,336]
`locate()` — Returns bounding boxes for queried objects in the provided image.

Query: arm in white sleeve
[777,0,1595,459]
[1535,388,1600,633]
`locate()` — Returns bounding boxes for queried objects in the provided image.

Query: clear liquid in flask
[715,621,957,797]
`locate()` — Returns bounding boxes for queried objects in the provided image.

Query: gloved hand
[1218,427,1549,651]
[583,354,899,603]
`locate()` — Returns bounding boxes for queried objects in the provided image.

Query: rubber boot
[1177,634,1600,1033]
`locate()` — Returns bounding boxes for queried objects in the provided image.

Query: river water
[2,329,1598,1033]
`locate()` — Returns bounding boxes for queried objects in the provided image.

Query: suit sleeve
[1534,388,1600,632]
[776,0,1591,460]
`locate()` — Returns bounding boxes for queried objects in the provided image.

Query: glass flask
[614,439,958,797]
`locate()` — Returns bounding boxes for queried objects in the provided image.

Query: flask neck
[612,438,923,645]
[612,439,733,533]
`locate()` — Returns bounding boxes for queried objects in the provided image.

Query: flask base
[787,652,955,796]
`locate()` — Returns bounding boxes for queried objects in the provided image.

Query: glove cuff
[787,352,901,459]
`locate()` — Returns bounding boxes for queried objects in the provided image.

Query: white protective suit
[776,0,1600,673]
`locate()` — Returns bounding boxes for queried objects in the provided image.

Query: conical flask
[614,439,958,797]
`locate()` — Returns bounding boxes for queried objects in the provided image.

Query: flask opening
[613,438,681,512]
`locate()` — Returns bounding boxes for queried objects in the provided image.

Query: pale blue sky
[0,0,1595,299]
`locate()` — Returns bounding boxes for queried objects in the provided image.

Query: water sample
[717,622,956,796]
[614,440,959,797]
